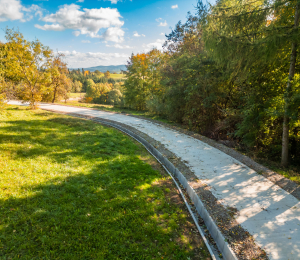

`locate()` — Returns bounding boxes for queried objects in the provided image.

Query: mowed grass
[109,74,126,79]
[0,106,210,259]
[69,93,85,98]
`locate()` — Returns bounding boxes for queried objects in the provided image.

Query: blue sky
[0,0,202,68]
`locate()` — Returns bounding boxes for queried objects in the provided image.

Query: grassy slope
[0,106,210,260]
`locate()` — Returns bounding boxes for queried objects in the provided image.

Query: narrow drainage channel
[49,110,225,260]
[42,108,238,260]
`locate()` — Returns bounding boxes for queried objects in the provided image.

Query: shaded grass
[0,106,210,259]
[256,158,300,184]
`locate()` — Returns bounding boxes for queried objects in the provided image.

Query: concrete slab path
[8,101,300,260]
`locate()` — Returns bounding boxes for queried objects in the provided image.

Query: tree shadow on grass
[0,116,134,164]
[0,115,197,259]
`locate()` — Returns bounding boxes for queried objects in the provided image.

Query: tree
[72,81,83,93]
[85,79,95,96]
[104,71,110,78]
[282,1,300,166]
[86,81,112,104]
[124,53,150,110]
[0,42,6,111]
[94,70,102,76]
[4,29,53,109]
[202,0,300,166]
[48,53,72,103]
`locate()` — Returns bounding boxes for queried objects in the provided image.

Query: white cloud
[77,0,84,2]
[171,4,178,9]
[0,0,23,21]
[160,32,165,36]
[159,21,167,27]
[133,32,145,37]
[106,43,132,49]
[100,27,124,43]
[73,31,81,36]
[35,23,64,31]
[82,40,90,43]
[35,4,125,42]
[0,0,43,22]
[104,0,130,3]
[156,18,167,27]
[59,50,129,67]
[143,39,165,52]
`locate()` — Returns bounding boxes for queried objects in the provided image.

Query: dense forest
[1,0,300,168]
[123,0,300,168]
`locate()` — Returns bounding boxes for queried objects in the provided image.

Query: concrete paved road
[8,101,300,260]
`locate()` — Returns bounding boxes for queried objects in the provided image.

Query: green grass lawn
[110,74,126,79]
[69,93,85,98]
[0,106,210,259]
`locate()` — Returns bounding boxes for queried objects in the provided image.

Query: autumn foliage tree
[4,29,53,109]
[48,54,72,103]
[2,29,72,108]
[104,71,110,78]
[123,1,300,167]
[124,53,154,110]
[0,42,6,110]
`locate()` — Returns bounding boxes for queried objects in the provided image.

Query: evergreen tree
[202,0,300,166]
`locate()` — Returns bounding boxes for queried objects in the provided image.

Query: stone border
[44,109,238,260]
[88,117,238,260]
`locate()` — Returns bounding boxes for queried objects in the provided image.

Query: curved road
[8,101,300,260]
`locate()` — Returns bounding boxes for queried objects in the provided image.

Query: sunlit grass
[109,74,126,79]
[0,106,209,259]
[69,93,85,98]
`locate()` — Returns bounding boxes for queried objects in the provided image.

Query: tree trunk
[281,2,300,167]
[52,86,57,103]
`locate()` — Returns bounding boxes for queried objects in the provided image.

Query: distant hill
[69,65,127,73]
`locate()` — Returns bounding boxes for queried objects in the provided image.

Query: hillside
[69,65,127,73]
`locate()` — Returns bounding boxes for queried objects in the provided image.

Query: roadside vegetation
[0,106,210,259]
[120,1,300,170]
[1,1,299,179]
[57,0,300,174]
[55,97,300,184]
